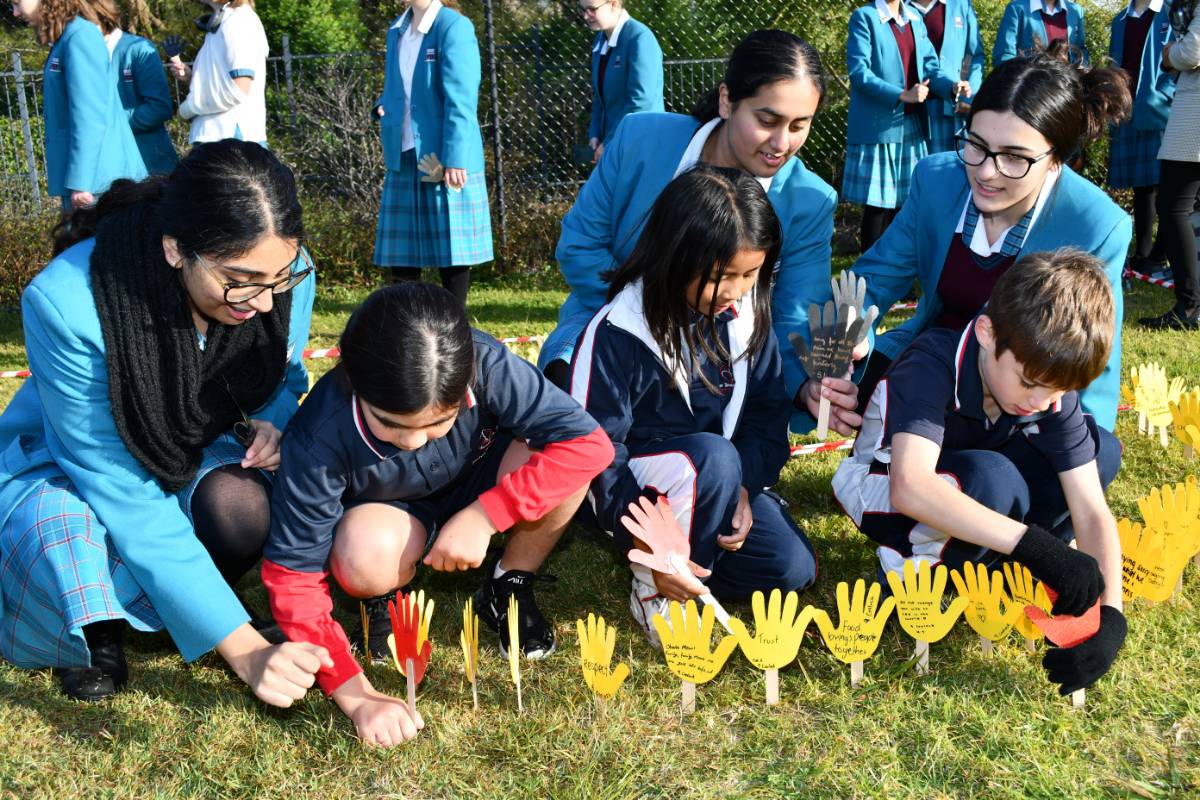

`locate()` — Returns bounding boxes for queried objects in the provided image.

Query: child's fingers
[291,642,333,673]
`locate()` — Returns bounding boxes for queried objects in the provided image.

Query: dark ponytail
[53,176,166,255]
[692,29,826,121]
[340,283,476,415]
[967,44,1132,162]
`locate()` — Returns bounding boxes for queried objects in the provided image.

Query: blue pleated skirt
[842,115,929,208]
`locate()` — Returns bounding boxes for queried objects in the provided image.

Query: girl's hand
[443,167,467,190]
[423,500,496,571]
[375,105,386,117]
[218,624,334,707]
[652,559,712,602]
[169,59,191,82]
[69,191,95,210]
[242,420,282,471]
[592,142,605,163]
[799,376,862,436]
[899,80,930,104]
[332,674,425,747]
[1162,41,1175,71]
[953,80,972,100]
[717,487,752,551]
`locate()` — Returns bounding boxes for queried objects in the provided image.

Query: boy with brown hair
[833,248,1125,694]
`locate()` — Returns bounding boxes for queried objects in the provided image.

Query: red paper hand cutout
[1023,588,1101,648]
[389,591,433,686]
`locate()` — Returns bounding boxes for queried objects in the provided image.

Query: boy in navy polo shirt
[834,248,1125,695]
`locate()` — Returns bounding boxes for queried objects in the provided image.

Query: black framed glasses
[954,133,1054,180]
[192,247,314,304]
[578,0,613,17]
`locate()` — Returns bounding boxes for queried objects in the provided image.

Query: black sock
[439,266,471,306]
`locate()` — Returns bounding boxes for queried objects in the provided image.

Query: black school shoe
[57,620,129,702]
[473,565,557,660]
[348,591,397,666]
[1139,307,1200,330]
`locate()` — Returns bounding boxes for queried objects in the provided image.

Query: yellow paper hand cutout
[885,561,969,643]
[726,589,815,670]
[507,594,520,684]
[576,613,630,698]
[1137,477,1200,563]
[1132,363,1185,445]
[950,562,1023,641]
[811,579,895,664]
[651,599,738,685]
[1003,562,1051,640]
[1117,518,1184,603]
[461,598,479,684]
[1170,388,1200,453]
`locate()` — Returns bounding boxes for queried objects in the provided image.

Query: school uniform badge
[425,48,438,62]
[49,57,62,73]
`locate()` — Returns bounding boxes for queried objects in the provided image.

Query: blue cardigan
[993,0,1089,66]
[541,111,838,433]
[43,18,146,198]
[377,6,485,173]
[851,152,1131,430]
[0,239,315,660]
[1109,4,1176,131]
[588,17,664,145]
[846,3,956,145]
[112,32,179,175]
[921,0,986,117]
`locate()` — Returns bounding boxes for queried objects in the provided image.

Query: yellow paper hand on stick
[1137,477,1200,565]
[652,599,738,685]
[1118,517,1190,603]
[1132,363,1180,446]
[727,589,815,670]
[417,152,445,183]
[507,594,523,712]
[885,561,968,644]
[576,613,630,698]
[460,598,480,709]
[950,562,1023,641]
[811,579,895,664]
[1170,389,1200,456]
[1003,562,1051,641]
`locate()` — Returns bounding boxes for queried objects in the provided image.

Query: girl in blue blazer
[993,0,1090,65]
[14,0,146,209]
[581,0,664,161]
[909,0,986,153]
[851,52,1134,431]
[373,0,493,305]
[107,29,179,175]
[0,141,322,704]
[844,0,967,252]
[1108,0,1177,273]
[542,30,861,437]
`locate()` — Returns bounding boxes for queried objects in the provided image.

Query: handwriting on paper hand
[950,561,1023,641]
[576,613,630,698]
[652,599,737,684]
[727,589,815,670]
[811,579,895,664]
[885,560,968,643]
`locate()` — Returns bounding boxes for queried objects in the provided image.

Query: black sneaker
[348,591,396,665]
[57,620,128,702]
[473,567,557,660]
[1139,308,1200,331]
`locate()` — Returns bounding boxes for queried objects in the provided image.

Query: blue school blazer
[0,239,315,660]
[588,17,665,145]
[42,18,146,198]
[852,152,1131,430]
[112,33,179,175]
[542,111,838,433]
[377,7,485,173]
[925,0,986,117]
[1110,6,1176,130]
[846,4,956,145]
[993,0,1089,66]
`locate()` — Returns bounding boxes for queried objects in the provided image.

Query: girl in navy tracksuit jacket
[262,283,612,748]
[568,165,817,647]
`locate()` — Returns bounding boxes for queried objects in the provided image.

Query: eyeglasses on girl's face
[954,132,1054,180]
[191,247,314,304]
[578,0,613,18]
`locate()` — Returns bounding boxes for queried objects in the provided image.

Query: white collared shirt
[593,9,631,55]
[875,0,918,26]
[104,28,122,57]
[1126,0,1163,18]
[909,0,946,13]
[395,0,444,151]
[954,166,1060,255]
[673,117,774,191]
[1029,0,1065,16]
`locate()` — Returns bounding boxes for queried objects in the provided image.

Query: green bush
[256,0,366,54]
[0,209,57,309]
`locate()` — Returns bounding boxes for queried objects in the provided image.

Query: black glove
[1010,524,1104,617]
[160,35,184,59]
[1042,605,1126,695]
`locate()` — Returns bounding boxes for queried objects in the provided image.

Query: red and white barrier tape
[1124,268,1175,290]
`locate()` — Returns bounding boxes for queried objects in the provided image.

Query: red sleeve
[477,426,614,531]
[261,559,362,695]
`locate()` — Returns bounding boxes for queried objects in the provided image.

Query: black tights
[190,465,272,586]
[388,266,471,306]
[1132,186,1166,262]
[860,205,898,253]
[1156,160,1200,312]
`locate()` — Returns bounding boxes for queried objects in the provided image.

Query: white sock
[493,559,507,579]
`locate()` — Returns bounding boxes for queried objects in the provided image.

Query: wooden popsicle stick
[681,680,696,714]
[980,637,993,655]
[1159,426,1169,448]
[516,676,524,714]
[405,657,417,713]
[816,396,831,440]
[1071,688,1085,709]
[850,660,864,687]
[360,604,370,663]
[765,669,780,706]
[1139,413,1147,434]
[1193,553,1200,571]
[1185,444,1195,460]
[1025,638,1037,653]
[471,679,479,711]
[914,640,930,675]
[1174,574,1184,600]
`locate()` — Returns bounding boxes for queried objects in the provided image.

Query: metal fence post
[11,52,42,213]
[532,24,548,201]
[482,0,508,267]
[281,34,298,132]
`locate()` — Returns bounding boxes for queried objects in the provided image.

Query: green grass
[1,279,1199,799]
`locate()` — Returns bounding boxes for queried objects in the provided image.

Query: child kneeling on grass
[833,248,1125,694]
[262,283,613,747]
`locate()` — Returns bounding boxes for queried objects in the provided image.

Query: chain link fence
[0,0,1122,269]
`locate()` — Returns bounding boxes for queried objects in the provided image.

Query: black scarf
[90,201,292,491]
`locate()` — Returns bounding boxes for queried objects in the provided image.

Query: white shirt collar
[394,1,443,34]
[104,28,123,56]
[876,0,917,25]
[674,118,774,191]
[1029,0,1064,15]
[910,0,946,12]
[594,9,631,53]
[1126,0,1163,18]
[955,166,1060,256]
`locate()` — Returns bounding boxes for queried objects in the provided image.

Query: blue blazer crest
[588,17,664,144]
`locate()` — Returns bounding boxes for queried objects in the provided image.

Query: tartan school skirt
[373,148,494,268]
[842,114,929,209]
[1107,121,1163,190]
[926,104,963,155]
[0,434,250,669]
